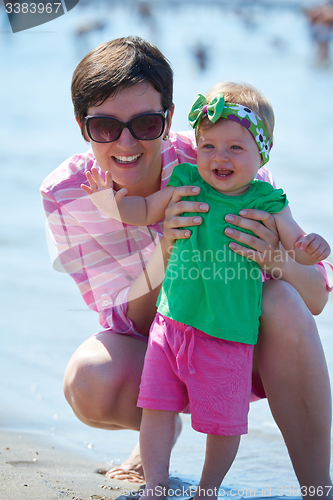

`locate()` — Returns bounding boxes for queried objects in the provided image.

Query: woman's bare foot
[106,442,144,483]
[106,413,183,483]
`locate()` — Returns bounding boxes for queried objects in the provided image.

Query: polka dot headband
[188,93,273,165]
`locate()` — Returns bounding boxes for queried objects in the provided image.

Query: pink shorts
[137,314,254,436]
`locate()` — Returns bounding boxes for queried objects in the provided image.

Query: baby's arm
[273,205,330,265]
[81,167,174,225]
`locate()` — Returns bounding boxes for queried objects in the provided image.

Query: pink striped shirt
[40,131,330,335]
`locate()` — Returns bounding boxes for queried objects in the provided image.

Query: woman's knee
[63,349,117,421]
[63,333,146,425]
[261,280,313,325]
[260,280,318,348]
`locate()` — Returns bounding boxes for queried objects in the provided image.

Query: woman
[41,36,332,497]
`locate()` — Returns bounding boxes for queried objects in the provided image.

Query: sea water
[1,1,333,497]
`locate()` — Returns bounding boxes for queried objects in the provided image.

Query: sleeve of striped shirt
[41,181,156,335]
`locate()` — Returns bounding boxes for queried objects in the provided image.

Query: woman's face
[85,82,173,197]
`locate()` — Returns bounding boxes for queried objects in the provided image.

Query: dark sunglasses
[85,110,168,143]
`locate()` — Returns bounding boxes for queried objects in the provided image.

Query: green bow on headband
[188,93,226,130]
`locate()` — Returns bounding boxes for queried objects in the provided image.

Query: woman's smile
[113,154,142,165]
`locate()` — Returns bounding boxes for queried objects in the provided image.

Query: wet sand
[0,430,142,500]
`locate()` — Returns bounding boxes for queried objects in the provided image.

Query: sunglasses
[85,110,168,143]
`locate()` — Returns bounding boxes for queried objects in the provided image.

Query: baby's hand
[81,167,127,215]
[295,233,331,262]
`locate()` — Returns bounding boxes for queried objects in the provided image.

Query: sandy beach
[0,430,142,500]
[0,432,198,500]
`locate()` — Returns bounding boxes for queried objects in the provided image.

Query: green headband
[188,93,272,165]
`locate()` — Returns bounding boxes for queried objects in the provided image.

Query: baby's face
[196,119,262,196]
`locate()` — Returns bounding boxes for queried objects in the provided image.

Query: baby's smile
[213,168,234,179]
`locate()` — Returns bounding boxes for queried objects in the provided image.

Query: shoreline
[0,429,143,500]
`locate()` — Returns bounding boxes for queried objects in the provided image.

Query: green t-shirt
[157,163,289,345]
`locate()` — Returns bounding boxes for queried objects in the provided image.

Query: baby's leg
[140,408,177,500]
[193,434,241,500]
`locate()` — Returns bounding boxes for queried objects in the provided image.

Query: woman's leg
[255,279,332,498]
[63,331,182,482]
[193,435,240,500]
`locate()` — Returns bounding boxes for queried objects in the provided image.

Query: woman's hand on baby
[224,208,281,270]
[163,185,209,244]
[295,233,331,262]
[81,167,127,215]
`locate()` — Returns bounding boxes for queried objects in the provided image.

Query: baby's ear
[259,155,264,168]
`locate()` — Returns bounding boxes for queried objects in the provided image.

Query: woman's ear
[164,104,175,138]
[75,115,90,142]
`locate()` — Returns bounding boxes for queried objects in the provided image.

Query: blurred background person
[304,0,333,64]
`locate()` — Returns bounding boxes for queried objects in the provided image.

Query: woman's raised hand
[81,167,127,215]
[163,185,209,244]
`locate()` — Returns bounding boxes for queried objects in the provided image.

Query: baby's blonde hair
[202,81,275,143]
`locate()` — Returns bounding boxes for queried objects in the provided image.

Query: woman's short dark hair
[71,36,174,136]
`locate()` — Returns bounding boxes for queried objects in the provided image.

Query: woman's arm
[223,209,329,315]
[126,185,209,335]
[126,236,171,335]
